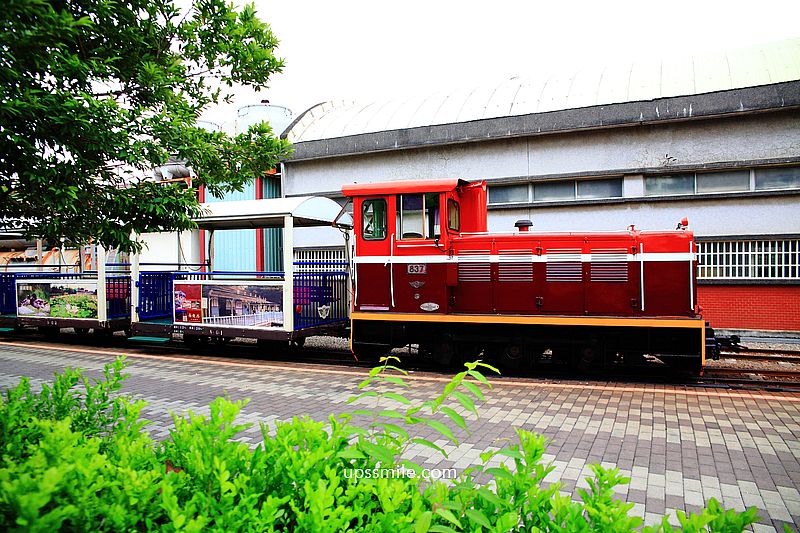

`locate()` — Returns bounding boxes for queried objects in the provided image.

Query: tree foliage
[0,0,292,250]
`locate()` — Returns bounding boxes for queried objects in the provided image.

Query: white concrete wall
[488,196,800,237]
[138,231,200,268]
[284,110,800,245]
[285,112,800,196]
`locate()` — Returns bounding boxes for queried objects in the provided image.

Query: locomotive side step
[127,336,172,344]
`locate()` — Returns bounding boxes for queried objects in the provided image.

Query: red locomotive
[343,178,714,373]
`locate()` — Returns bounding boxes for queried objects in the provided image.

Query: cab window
[362,198,387,240]
[447,199,460,232]
[399,193,440,239]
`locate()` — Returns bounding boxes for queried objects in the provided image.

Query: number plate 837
[407,264,427,274]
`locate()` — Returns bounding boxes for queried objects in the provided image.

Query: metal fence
[293,270,349,329]
[0,273,16,315]
[697,239,800,281]
[1,272,131,319]
[138,271,174,320]
[294,247,348,272]
[203,311,283,327]
[106,276,131,319]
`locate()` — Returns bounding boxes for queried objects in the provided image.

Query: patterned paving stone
[1,341,800,531]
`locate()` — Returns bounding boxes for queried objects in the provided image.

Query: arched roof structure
[285,38,800,144]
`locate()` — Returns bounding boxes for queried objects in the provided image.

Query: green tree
[0,0,292,251]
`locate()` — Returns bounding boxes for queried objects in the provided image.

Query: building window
[489,177,622,205]
[697,239,800,280]
[361,199,387,240]
[534,180,575,201]
[577,178,623,199]
[755,167,800,191]
[488,184,528,204]
[644,174,695,196]
[696,170,750,193]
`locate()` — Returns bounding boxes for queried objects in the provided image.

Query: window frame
[447,198,460,232]
[361,198,388,241]
[398,193,441,240]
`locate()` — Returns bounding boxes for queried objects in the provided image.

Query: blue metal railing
[138,271,173,320]
[293,271,349,329]
[0,273,16,315]
[106,276,131,319]
[7,272,131,319]
[173,271,285,279]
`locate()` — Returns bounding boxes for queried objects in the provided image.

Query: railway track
[4,331,800,391]
[719,351,800,364]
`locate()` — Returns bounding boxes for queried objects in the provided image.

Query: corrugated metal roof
[286,38,800,143]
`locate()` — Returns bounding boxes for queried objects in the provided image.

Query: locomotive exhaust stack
[515,219,533,232]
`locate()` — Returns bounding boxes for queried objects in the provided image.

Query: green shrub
[0,356,760,531]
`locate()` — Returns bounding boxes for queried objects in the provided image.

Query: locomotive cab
[343,179,486,316]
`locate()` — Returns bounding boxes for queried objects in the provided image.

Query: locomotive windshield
[399,193,440,240]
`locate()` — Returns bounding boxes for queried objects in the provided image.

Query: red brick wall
[698,285,800,331]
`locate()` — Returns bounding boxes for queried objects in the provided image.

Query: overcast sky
[201,0,800,129]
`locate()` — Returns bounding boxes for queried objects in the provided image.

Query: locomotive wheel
[576,345,602,371]
[74,327,91,337]
[491,341,529,373]
[419,339,458,367]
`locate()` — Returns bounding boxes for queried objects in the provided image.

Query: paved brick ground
[1,340,799,531]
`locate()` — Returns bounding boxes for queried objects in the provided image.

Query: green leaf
[382,365,409,375]
[494,448,524,460]
[347,391,378,404]
[439,406,467,430]
[372,422,409,439]
[378,409,405,419]
[477,486,505,507]
[337,448,366,460]
[379,375,409,387]
[467,369,491,386]
[359,441,395,465]
[424,419,456,443]
[382,391,411,404]
[465,509,492,528]
[476,361,501,374]
[461,381,485,401]
[485,467,513,480]
[451,390,477,414]
[411,438,448,457]
[496,511,519,530]
[434,508,462,529]
[414,511,432,533]
[428,526,459,533]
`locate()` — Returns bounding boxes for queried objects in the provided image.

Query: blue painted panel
[205,181,256,203]
[206,182,257,271]
[211,229,257,271]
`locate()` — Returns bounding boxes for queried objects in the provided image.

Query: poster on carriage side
[173,281,283,329]
[16,280,99,319]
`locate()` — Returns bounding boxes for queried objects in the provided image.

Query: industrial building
[280,38,800,333]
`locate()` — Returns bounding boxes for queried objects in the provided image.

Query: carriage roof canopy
[194,196,353,230]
